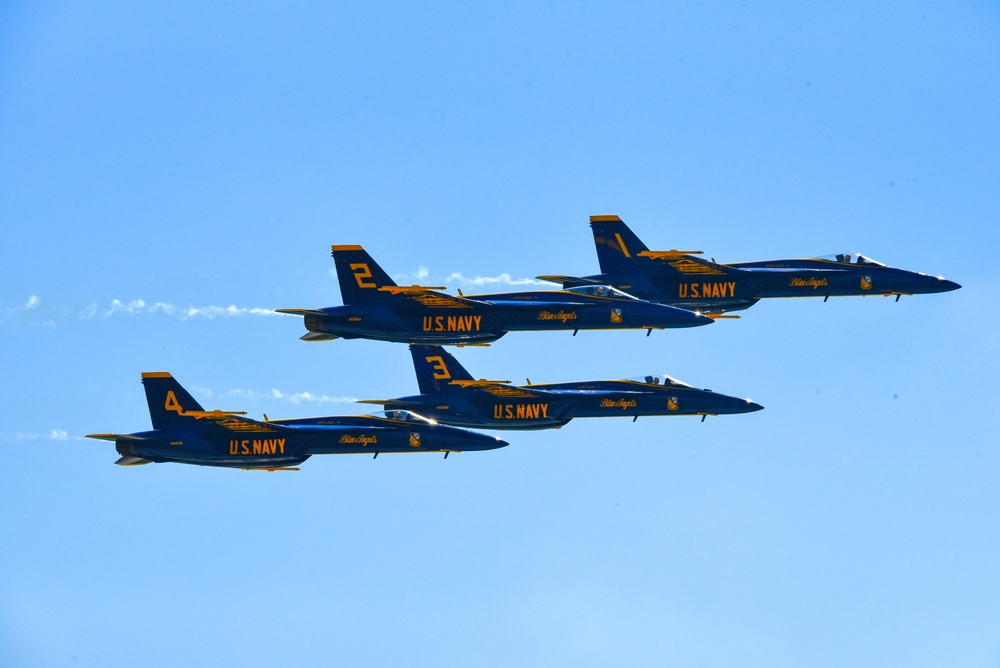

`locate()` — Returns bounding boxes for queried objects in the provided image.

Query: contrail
[1,296,291,325]
[96,299,286,320]
[0,429,71,442]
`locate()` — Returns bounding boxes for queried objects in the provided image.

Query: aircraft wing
[635,251,740,276]
[448,380,552,399]
[535,274,606,287]
[378,286,488,310]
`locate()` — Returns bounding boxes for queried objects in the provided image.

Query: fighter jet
[277,245,713,344]
[358,345,763,430]
[87,372,507,469]
[539,215,961,313]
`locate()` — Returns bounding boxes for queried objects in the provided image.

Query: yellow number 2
[351,263,376,289]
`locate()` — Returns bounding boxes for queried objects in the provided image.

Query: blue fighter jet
[277,245,713,344]
[540,215,961,313]
[358,345,763,430]
[87,372,507,469]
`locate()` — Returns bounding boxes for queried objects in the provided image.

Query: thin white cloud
[2,295,42,323]
[394,267,549,288]
[191,386,357,405]
[443,272,550,287]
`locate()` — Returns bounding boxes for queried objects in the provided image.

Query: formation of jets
[90,215,959,469]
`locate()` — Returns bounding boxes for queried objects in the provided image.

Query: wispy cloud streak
[392,266,549,288]
[192,386,357,406]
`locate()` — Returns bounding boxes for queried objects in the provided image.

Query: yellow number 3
[426,356,451,379]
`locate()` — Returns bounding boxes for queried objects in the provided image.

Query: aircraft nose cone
[939,278,961,292]
[746,400,764,413]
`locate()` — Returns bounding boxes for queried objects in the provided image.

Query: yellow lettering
[230,440,238,455]
[494,405,503,419]
[691,284,700,298]
[426,356,451,379]
[435,316,444,331]
[351,263,376,289]
[241,440,249,455]
[505,405,513,419]
[278,439,285,454]
[423,316,432,331]
[473,315,482,330]
[679,284,688,298]
[447,316,457,330]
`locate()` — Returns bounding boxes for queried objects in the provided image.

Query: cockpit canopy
[817,253,886,267]
[625,374,693,388]
[566,285,638,299]
[377,410,436,424]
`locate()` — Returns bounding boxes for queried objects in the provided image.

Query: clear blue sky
[2,2,998,666]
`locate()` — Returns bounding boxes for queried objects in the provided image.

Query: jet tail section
[590,215,743,281]
[331,245,398,305]
[410,345,474,395]
[590,215,650,274]
[141,372,208,430]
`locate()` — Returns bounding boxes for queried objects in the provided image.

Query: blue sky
[2,2,998,666]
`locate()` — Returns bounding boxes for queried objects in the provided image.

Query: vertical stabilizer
[330,245,398,305]
[409,345,475,395]
[589,215,650,274]
[141,372,206,430]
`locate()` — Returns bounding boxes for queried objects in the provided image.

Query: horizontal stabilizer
[356,399,423,406]
[275,308,327,317]
[301,331,340,342]
[115,455,151,466]
[535,274,605,287]
[87,433,149,442]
